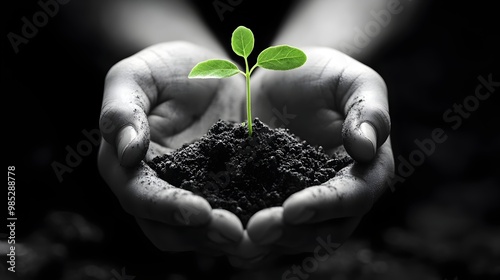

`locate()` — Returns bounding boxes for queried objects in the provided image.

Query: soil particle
[148,118,352,225]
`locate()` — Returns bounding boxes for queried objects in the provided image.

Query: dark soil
[148,118,353,225]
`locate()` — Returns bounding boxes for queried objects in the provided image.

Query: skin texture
[97,43,394,267]
[88,0,404,269]
[98,42,246,255]
[231,47,394,267]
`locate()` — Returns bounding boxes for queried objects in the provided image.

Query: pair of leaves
[189,26,307,79]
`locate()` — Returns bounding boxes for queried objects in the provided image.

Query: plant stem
[244,57,253,136]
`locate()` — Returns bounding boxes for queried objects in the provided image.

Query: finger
[226,231,270,268]
[247,207,359,251]
[283,175,373,226]
[247,207,284,245]
[100,54,156,167]
[98,140,211,226]
[135,209,243,253]
[282,139,394,225]
[206,209,244,244]
[348,138,395,200]
[338,62,391,162]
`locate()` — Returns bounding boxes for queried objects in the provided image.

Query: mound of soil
[148,119,352,225]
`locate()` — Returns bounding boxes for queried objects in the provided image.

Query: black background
[2,0,499,279]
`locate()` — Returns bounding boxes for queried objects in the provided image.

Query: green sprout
[188,26,307,136]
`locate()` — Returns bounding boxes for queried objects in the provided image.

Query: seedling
[188,26,307,136]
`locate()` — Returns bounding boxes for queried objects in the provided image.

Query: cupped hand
[234,47,394,267]
[97,41,246,255]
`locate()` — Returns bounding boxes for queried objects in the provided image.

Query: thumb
[341,71,391,163]
[100,101,150,167]
[99,58,154,167]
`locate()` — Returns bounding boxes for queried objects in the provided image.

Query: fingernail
[360,122,377,156]
[290,209,315,225]
[117,126,137,164]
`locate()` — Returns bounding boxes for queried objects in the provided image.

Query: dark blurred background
[2,0,499,279]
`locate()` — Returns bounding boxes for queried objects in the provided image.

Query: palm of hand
[137,43,244,159]
[252,59,344,150]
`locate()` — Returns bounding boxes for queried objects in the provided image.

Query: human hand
[97,41,246,255]
[233,47,394,267]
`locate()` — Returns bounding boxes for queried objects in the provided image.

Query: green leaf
[188,59,240,79]
[231,26,254,58]
[257,45,307,70]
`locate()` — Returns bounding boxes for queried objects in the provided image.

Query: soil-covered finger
[100,101,150,167]
[283,176,374,225]
[247,207,284,245]
[99,144,212,226]
[207,209,245,244]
